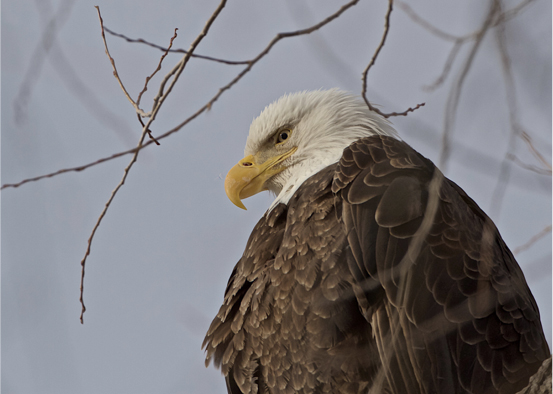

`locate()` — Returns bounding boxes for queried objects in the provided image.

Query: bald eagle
[203,90,550,394]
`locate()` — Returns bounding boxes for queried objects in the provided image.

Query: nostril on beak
[241,161,253,167]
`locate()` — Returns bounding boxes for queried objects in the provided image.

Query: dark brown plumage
[203,135,550,394]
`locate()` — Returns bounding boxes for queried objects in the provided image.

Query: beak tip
[227,194,247,210]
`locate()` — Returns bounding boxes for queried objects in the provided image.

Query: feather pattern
[204,135,549,393]
[204,90,549,393]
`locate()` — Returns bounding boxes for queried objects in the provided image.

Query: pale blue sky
[2,1,551,393]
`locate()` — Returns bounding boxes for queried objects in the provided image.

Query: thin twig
[13,0,76,124]
[3,0,360,192]
[399,0,535,93]
[519,131,552,171]
[513,225,552,255]
[489,0,523,219]
[95,7,150,118]
[80,0,228,323]
[0,148,136,190]
[135,27,178,145]
[79,148,140,324]
[398,0,534,43]
[361,0,425,118]
[508,154,552,175]
[361,0,391,115]
[396,1,464,42]
[139,114,160,145]
[423,40,462,92]
[104,26,250,65]
[136,28,178,109]
[164,0,360,136]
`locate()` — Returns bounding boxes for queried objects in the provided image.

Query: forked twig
[77,0,360,323]
[95,7,149,118]
[136,28,178,109]
[135,28,179,145]
[13,0,76,124]
[2,0,360,192]
[80,0,228,323]
[159,0,360,140]
[519,131,552,172]
[398,0,535,92]
[508,154,552,175]
[361,0,425,118]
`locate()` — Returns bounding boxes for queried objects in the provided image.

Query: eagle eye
[276,129,291,145]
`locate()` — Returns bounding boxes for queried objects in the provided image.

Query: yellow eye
[276,129,291,145]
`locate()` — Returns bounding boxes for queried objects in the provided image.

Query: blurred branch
[508,154,552,176]
[13,0,76,124]
[361,0,425,118]
[104,26,250,65]
[398,0,535,92]
[30,0,135,144]
[519,131,552,172]
[489,0,525,219]
[513,225,552,256]
[398,0,534,42]
[439,0,499,171]
[396,1,464,42]
[423,40,462,92]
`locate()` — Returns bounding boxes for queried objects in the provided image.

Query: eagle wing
[332,135,550,394]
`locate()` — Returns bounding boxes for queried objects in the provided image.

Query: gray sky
[2,1,551,393]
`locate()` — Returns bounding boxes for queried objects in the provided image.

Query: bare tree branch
[399,0,535,94]
[508,154,552,176]
[513,225,552,256]
[78,0,362,322]
[398,0,535,42]
[519,131,552,172]
[2,0,360,192]
[423,40,463,92]
[136,28,178,109]
[104,26,250,65]
[80,0,228,323]
[489,0,525,219]
[361,0,393,106]
[360,0,425,118]
[96,7,150,118]
[1,149,136,190]
[13,0,76,124]
[439,0,499,171]
[31,0,135,144]
[396,1,464,42]
[159,0,360,139]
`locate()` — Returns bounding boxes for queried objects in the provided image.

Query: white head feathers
[244,89,399,210]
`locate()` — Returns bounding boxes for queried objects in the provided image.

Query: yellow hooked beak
[224,147,297,210]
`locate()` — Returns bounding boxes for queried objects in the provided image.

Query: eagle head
[224,89,398,210]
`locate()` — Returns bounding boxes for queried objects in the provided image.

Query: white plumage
[245,90,398,209]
